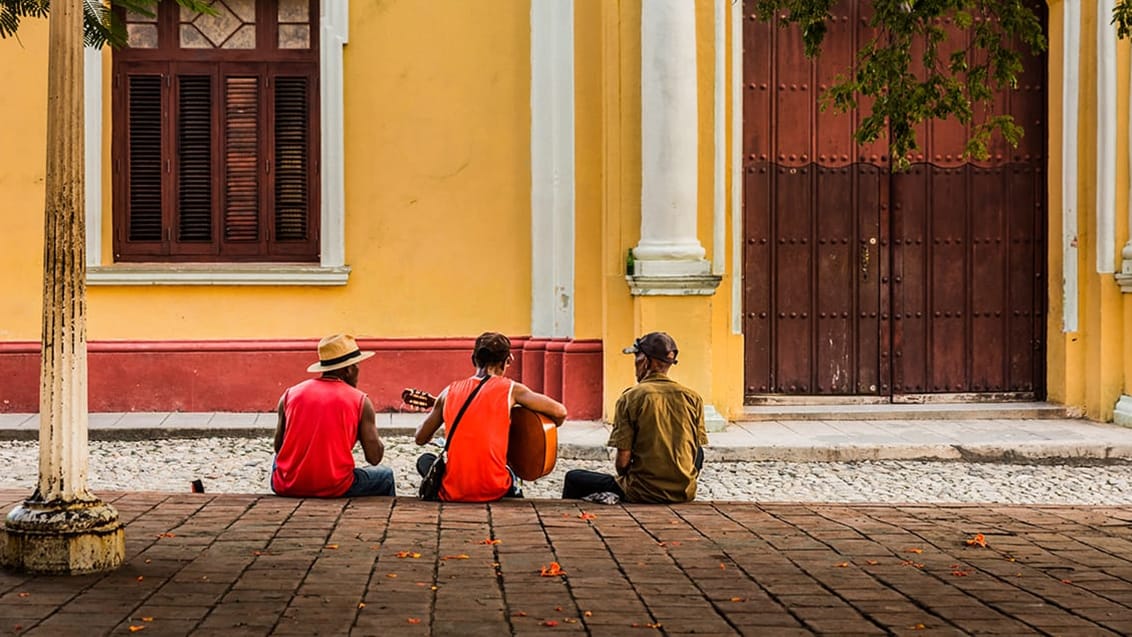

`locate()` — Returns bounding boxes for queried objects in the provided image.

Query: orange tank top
[440,375,514,502]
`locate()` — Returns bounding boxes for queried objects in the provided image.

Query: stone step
[738,401,1071,422]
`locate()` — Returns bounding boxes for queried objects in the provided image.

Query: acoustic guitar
[401,388,558,481]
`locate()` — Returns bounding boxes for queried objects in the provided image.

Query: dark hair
[472,332,512,367]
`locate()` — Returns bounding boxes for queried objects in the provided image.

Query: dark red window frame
[112,1,320,262]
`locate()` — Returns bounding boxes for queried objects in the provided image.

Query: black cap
[622,331,678,364]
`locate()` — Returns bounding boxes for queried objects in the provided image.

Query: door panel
[742,0,1046,402]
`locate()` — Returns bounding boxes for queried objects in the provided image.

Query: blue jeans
[343,465,397,497]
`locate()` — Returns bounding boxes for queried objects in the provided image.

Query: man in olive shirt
[562,332,708,503]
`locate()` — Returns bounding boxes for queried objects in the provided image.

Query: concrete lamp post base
[2,499,124,575]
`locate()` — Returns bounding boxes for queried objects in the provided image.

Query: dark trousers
[562,469,626,500]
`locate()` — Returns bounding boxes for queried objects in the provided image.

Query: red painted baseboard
[0,337,604,419]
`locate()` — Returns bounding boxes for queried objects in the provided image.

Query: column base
[1117,269,1132,293]
[627,259,721,296]
[703,404,728,433]
[3,498,125,575]
[1115,395,1132,428]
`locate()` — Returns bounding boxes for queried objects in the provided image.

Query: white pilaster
[730,0,743,333]
[1097,0,1117,275]
[531,0,575,338]
[1062,1,1081,324]
[1115,395,1132,427]
[1122,15,1132,293]
[631,0,720,295]
[84,46,102,269]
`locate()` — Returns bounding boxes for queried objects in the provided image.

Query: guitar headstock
[401,388,436,410]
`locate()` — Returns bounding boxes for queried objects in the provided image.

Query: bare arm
[511,382,567,426]
[615,449,632,476]
[414,389,448,445]
[273,395,286,453]
[357,397,385,465]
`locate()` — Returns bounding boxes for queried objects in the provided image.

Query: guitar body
[507,406,557,481]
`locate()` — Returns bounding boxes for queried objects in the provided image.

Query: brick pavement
[1,489,1130,636]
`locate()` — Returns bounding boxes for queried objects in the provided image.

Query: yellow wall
[0,19,49,341]
[0,1,534,342]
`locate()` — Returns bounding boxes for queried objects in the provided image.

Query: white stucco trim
[86,0,350,286]
[730,0,742,334]
[712,0,725,277]
[84,46,102,269]
[1063,1,1080,329]
[1097,0,1117,275]
[530,0,576,338]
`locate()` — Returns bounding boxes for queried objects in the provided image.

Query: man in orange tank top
[272,334,396,498]
[414,332,567,502]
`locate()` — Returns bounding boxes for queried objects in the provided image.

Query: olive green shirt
[608,372,708,503]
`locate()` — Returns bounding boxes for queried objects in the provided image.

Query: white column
[3,0,124,575]
[631,0,719,295]
[1122,26,1132,292]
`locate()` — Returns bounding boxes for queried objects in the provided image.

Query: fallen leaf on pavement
[386,573,398,579]
[578,512,596,520]
[543,620,559,627]
[865,560,879,565]
[407,617,421,624]
[834,562,849,568]
[539,562,567,577]
[155,533,175,539]
[511,611,528,617]
[480,538,501,545]
[16,593,29,598]
[325,544,339,550]
[128,627,146,633]
[965,533,988,548]
[141,618,153,622]
[1061,579,1072,584]
[905,548,923,554]
[395,551,421,559]
[136,576,144,582]
[357,603,365,609]
[583,611,592,617]
[729,597,745,602]
[442,554,470,560]
[910,623,926,630]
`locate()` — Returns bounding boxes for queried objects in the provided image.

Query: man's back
[273,377,364,497]
[609,373,707,503]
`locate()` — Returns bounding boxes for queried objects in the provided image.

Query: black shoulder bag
[418,376,490,501]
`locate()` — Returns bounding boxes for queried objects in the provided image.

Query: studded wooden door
[742,0,1047,401]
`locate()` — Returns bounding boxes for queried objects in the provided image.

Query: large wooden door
[742,0,1047,402]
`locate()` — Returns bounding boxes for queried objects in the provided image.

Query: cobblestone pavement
[0,490,1130,636]
[2,437,1132,504]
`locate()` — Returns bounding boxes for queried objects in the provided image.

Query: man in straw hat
[562,331,707,504]
[271,334,396,497]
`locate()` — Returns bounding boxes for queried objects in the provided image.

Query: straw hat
[307,334,375,372]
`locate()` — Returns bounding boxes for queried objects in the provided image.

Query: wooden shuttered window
[112,2,319,262]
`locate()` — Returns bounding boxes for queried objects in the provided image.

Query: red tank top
[272,377,364,497]
[440,375,514,502]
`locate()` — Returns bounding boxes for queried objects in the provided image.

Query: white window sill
[87,263,351,286]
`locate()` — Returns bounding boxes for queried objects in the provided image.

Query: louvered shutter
[126,74,164,243]
[176,75,213,243]
[223,74,262,245]
[273,76,309,241]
